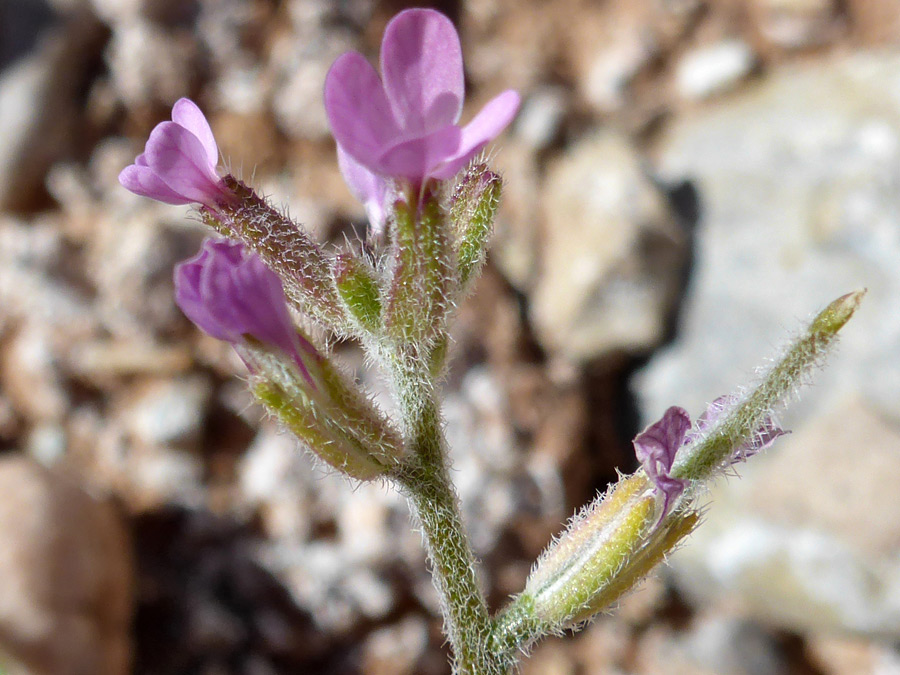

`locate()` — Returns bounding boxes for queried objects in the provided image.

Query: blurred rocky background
[0,0,898,673]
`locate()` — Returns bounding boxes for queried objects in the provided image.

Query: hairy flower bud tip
[324,8,521,185]
[810,289,866,336]
[119,98,233,208]
[174,238,318,384]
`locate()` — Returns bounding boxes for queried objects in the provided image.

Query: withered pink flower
[633,406,691,519]
[119,98,232,208]
[324,8,520,185]
[689,395,788,462]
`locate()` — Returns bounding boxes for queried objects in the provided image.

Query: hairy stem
[393,355,502,674]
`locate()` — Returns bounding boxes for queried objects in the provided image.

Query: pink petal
[325,51,401,171]
[430,90,520,180]
[337,146,389,235]
[380,9,464,134]
[144,121,225,206]
[171,98,219,167]
[375,125,461,180]
[118,164,192,205]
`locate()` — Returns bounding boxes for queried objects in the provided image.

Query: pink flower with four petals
[324,8,520,220]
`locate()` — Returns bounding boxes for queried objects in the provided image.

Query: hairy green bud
[384,186,455,347]
[333,252,383,333]
[450,164,502,288]
[243,342,403,479]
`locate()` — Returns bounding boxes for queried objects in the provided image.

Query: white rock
[531,132,686,361]
[676,40,756,100]
[515,87,567,150]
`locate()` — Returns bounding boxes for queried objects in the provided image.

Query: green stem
[392,355,501,674]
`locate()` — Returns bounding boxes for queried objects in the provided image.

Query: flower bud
[450,164,501,288]
[247,346,404,479]
[333,252,383,333]
[672,290,865,483]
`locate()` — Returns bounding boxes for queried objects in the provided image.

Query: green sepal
[243,342,404,479]
[253,379,389,481]
[384,186,455,348]
[333,252,383,334]
[492,475,699,656]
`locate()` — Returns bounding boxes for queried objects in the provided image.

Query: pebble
[676,39,756,100]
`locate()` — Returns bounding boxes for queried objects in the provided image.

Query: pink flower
[174,238,318,385]
[324,8,520,186]
[635,399,789,521]
[337,146,390,236]
[119,98,232,208]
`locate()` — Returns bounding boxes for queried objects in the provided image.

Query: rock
[0,14,104,211]
[104,18,199,108]
[0,455,132,675]
[578,11,657,113]
[362,617,428,675]
[514,87,567,150]
[675,39,756,100]
[638,53,900,426]
[530,131,687,362]
[750,0,840,50]
[681,614,789,675]
[120,376,211,448]
[1,323,69,424]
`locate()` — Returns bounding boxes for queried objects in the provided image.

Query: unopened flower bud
[333,252,383,333]
[450,164,501,288]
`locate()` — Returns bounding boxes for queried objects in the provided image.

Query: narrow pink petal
[375,126,461,180]
[119,164,192,204]
[325,52,401,171]
[337,146,389,235]
[430,90,520,180]
[380,8,464,134]
[144,122,225,206]
[171,98,219,168]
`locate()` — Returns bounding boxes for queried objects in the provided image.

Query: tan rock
[0,456,133,675]
[531,131,686,362]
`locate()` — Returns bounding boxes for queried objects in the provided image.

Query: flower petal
[171,98,219,167]
[380,8,464,134]
[634,406,691,518]
[374,125,461,180]
[144,121,226,207]
[430,90,520,180]
[118,164,192,204]
[325,51,401,171]
[337,145,389,236]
